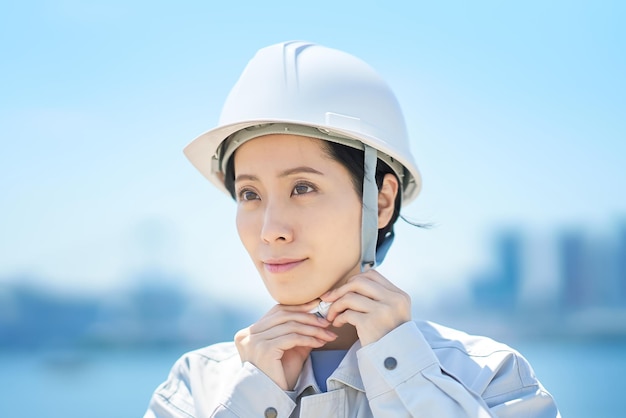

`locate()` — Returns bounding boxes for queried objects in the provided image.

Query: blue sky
[1,1,624,307]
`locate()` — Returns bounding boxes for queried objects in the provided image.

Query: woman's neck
[317,324,358,350]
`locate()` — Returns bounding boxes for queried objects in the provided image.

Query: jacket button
[264,407,278,418]
[384,356,397,370]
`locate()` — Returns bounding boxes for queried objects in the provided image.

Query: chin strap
[376,229,395,265]
[360,144,379,272]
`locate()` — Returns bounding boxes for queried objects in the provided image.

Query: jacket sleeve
[145,354,296,418]
[356,321,560,418]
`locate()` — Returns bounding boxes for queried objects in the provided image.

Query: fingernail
[317,316,329,325]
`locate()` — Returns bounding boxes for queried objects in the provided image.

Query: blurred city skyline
[3,220,625,350]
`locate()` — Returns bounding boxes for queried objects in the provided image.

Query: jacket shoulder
[187,341,240,362]
[146,342,241,417]
[170,342,241,378]
[415,321,543,402]
[416,320,514,355]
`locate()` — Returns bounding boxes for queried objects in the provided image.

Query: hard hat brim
[183,119,422,205]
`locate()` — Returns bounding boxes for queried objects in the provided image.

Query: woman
[145,41,560,417]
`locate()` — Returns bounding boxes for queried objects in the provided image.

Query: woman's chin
[272,293,321,306]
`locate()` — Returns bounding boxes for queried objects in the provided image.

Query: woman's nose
[260,201,294,244]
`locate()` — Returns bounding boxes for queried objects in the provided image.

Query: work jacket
[145,320,560,417]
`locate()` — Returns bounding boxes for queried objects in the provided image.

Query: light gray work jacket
[145,320,560,417]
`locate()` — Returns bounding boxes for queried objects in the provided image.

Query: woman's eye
[292,183,315,195]
[238,189,259,201]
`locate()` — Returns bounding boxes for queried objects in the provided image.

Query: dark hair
[223,139,401,252]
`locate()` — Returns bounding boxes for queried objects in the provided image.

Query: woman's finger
[250,307,331,334]
[324,292,377,321]
[249,320,337,344]
[356,269,403,292]
[322,275,390,304]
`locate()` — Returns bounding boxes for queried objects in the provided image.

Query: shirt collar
[293,340,364,397]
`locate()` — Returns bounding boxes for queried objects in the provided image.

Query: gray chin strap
[361,145,379,272]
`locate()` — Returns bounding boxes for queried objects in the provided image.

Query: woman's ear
[378,173,399,228]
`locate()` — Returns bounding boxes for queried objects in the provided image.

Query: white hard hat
[184,40,421,205]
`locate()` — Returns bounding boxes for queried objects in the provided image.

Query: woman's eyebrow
[235,167,323,183]
[234,174,258,183]
[278,166,324,177]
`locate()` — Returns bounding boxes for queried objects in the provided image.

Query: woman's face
[233,134,363,305]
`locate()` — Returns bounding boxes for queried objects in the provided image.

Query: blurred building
[471,231,521,312]
[467,221,626,337]
[558,223,626,311]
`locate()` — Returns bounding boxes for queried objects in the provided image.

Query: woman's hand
[321,269,412,347]
[234,301,338,391]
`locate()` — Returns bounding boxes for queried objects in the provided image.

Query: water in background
[1,338,624,418]
[515,339,626,417]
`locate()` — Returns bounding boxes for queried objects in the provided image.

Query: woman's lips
[263,259,305,273]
